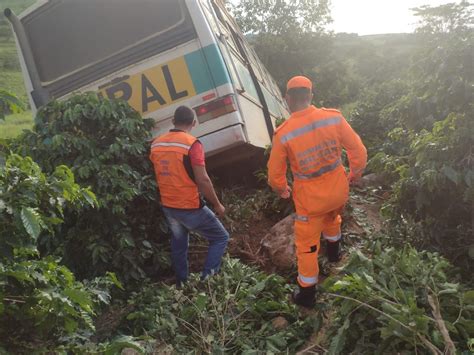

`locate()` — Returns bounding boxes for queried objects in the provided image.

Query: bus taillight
[194,95,237,123]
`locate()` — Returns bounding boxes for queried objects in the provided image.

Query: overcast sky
[330,0,459,35]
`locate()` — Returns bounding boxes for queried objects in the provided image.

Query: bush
[388,114,473,274]
[120,258,316,353]
[324,244,474,354]
[0,153,114,351]
[13,93,170,282]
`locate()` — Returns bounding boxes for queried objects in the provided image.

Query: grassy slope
[0,0,36,137]
[0,111,33,138]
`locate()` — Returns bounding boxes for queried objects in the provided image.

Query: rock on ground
[260,213,296,270]
[272,316,289,330]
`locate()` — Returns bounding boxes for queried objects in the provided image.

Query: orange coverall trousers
[295,209,342,287]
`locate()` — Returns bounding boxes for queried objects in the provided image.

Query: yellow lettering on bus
[100,56,196,114]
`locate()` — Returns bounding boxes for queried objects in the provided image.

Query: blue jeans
[162,206,229,283]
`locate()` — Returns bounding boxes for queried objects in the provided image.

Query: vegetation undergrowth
[10,93,170,282]
[118,258,316,354]
[324,243,474,354]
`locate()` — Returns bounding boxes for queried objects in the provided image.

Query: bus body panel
[11,0,288,161]
[237,95,274,149]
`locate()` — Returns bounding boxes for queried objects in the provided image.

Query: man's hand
[279,185,292,199]
[348,172,362,187]
[214,202,226,217]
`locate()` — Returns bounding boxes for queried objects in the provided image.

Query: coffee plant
[390,114,473,272]
[13,93,170,282]
[0,153,115,351]
[324,244,474,354]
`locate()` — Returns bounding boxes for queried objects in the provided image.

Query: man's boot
[292,285,316,308]
[327,239,342,263]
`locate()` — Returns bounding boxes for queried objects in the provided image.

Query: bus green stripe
[185,44,230,94]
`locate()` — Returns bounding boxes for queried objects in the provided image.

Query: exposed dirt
[224,188,385,275]
[227,216,275,272]
[93,304,133,342]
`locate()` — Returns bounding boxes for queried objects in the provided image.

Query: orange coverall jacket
[268,105,367,217]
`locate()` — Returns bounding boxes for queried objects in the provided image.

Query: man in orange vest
[150,106,229,286]
[268,76,367,307]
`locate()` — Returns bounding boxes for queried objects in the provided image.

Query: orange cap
[286,76,312,91]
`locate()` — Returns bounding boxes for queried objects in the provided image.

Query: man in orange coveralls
[268,76,367,307]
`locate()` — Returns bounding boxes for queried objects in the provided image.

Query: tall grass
[0,111,33,138]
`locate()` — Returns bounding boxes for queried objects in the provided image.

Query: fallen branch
[296,343,327,354]
[427,294,456,355]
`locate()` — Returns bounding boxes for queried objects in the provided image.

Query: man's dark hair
[174,105,195,126]
[286,87,311,103]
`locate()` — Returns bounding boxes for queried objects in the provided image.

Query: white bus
[5,0,288,167]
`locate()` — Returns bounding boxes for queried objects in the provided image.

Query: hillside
[0,0,35,102]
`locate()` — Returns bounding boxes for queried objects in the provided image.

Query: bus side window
[219,39,242,90]
[210,2,243,62]
[211,0,227,25]
[211,1,262,104]
[234,56,261,102]
[202,3,220,35]
[236,34,265,84]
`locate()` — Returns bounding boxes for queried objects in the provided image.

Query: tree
[394,1,474,131]
[229,0,332,35]
[228,0,357,107]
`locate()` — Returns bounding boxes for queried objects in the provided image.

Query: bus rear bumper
[200,124,247,157]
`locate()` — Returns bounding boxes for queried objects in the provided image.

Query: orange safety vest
[150,130,201,209]
[268,105,367,216]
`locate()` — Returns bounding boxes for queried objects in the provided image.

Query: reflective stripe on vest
[280,116,341,144]
[151,142,192,150]
[293,159,342,180]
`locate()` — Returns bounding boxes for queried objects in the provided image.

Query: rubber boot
[327,239,341,263]
[292,285,316,308]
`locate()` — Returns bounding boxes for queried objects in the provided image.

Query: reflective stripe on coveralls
[298,274,318,285]
[280,116,341,144]
[322,233,342,242]
[293,159,342,180]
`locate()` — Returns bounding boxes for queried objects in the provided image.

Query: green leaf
[64,288,93,313]
[20,207,42,240]
[464,290,474,305]
[328,317,350,355]
[441,166,459,184]
[64,318,78,333]
[82,189,97,207]
[104,336,145,355]
[107,272,124,290]
[195,293,207,312]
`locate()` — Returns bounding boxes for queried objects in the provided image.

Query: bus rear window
[22,0,195,86]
